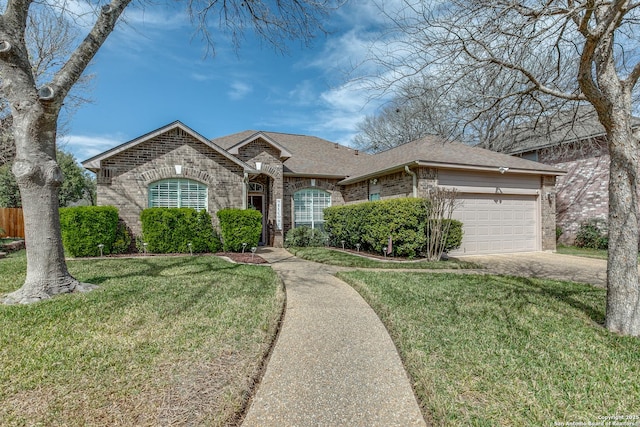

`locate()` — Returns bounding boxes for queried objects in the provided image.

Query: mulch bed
[217,252,269,264]
[0,240,25,253]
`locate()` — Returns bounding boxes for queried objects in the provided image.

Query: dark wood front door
[248,195,266,244]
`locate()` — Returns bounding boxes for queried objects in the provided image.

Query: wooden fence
[0,208,25,238]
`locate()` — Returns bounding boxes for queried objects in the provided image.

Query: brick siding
[536,138,609,243]
[97,129,244,236]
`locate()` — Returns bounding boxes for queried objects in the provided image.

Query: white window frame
[148,179,208,211]
[293,188,331,230]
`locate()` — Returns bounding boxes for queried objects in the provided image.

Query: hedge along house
[83,121,564,254]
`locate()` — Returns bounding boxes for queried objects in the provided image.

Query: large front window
[148,179,207,211]
[294,189,331,230]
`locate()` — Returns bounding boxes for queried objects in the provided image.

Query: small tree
[424,188,460,261]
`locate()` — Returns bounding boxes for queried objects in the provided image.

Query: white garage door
[449,194,539,255]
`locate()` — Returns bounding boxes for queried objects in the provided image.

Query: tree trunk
[605,116,640,335]
[3,111,94,304]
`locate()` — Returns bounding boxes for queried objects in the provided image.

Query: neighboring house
[496,108,640,243]
[82,121,564,255]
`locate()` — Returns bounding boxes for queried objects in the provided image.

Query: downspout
[242,172,248,209]
[405,165,417,198]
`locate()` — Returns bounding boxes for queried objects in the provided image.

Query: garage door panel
[450,194,538,255]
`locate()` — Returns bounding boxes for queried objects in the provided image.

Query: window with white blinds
[148,179,207,211]
[293,189,331,230]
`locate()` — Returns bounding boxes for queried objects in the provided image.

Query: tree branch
[51,0,133,102]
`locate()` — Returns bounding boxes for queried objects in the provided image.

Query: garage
[438,170,541,255]
[449,194,539,255]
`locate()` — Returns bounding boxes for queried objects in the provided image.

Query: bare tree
[371,0,640,336]
[354,57,571,152]
[0,0,338,304]
[354,76,459,152]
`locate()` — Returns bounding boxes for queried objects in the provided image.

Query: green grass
[288,247,479,269]
[0,251,283,426]
[556,245,609,259]
[338,270,640,426]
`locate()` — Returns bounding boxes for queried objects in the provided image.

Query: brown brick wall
[417,167,438,197]
[342,169,416,204]
[536,139,609,243]
[97,129,245,237]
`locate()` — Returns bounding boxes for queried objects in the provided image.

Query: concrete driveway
[456,252,608,287]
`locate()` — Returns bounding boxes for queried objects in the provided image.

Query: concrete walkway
[242,248,426,427]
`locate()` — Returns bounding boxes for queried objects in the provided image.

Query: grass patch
[288,247,479,269]
[338,270,640,425]
[0,251,282,426]
[556,245,609,260]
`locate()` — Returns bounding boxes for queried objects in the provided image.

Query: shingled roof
[492,107,640,155]
[339,136,564,185]
[211,130,368,178]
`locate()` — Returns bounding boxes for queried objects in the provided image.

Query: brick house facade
[83,121,564,255]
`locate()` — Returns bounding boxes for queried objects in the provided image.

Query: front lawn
[0,251,282,426]
[556,245,609,260]
[288,247,480,269]
[338,270,640,426]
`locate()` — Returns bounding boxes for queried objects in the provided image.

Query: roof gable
[226,131,292,159]
[82,121,253,172]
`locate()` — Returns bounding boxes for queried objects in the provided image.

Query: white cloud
[288,80,318,106]
[59,134,125,162]
[228,81,253,100]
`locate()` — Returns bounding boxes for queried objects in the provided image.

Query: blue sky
[60,0,396,163]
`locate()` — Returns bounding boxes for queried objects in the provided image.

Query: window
[148,179,207,211]
[294,189,331,230]
[369,180,381,201]
[249,182,264,193]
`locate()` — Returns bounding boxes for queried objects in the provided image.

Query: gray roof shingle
[211,130,369,177]
[339,136,564,185]
[491,106,640,155]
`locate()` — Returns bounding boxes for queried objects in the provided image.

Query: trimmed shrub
[575,219,608,250]
[140,208,221,254]
[60,206,119,257]
[324,198,429,258]
[217,208,262,252]
[438,219,463,253]
[285,226,329,248]
[324,198,464,258]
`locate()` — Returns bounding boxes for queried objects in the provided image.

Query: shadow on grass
[80,255,244,285]
[490,274,605,326]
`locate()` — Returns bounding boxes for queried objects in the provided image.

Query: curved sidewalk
[242,248,426,427]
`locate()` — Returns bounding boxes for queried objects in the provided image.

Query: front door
[248,195,266,244]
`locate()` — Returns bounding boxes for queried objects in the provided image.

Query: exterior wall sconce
[175,165,182,174]
[498,167,509,174]
[255,162,262,171]
[370,178,378,185]
[311,178,316,187]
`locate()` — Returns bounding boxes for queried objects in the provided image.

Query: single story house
[495,108,640,243]
[82,121,564,255]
